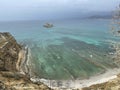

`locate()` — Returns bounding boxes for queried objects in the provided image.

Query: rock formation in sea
[0,32,52,90]
[43,23,53,28]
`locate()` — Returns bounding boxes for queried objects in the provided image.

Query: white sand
[30,68,120,89]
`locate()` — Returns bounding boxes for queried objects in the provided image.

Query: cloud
[0,0,119,21]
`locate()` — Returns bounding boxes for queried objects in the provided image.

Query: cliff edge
[0,32,21,71]
[0,32,52,90]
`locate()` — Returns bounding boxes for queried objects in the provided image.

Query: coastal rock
[0,32,21,71]
[0,32,52,90]
[43,23,53,28]
[0,71,52,90]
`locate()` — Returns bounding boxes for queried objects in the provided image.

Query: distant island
[86,15,112,19]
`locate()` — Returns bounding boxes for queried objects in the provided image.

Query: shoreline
[19,46,34,78]
[18,47,120,89]
[0,32,52,90]
[30,68,120,89]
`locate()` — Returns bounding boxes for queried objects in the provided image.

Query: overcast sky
[0,0,119,21]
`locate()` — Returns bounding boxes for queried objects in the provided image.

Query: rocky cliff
[0,32,21,71]
[0,32,52,90]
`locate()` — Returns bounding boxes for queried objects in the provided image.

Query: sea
[0,19,117,80]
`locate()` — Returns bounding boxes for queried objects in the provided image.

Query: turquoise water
[0,19,117,80]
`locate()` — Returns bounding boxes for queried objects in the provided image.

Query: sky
[0,0,119,21]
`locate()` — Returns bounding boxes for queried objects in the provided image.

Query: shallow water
[0,19,117,80]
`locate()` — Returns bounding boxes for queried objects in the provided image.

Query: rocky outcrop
[0,71,52,90]
[0,32,52,90]
[0,32,21,71]
[43,23,53,28]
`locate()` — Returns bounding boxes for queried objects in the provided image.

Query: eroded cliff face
[0,32,52,90]
[0,32,21,71]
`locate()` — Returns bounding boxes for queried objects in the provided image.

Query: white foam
[30,68,120,89]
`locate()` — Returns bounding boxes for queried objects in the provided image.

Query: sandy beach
[30,68,120,89]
